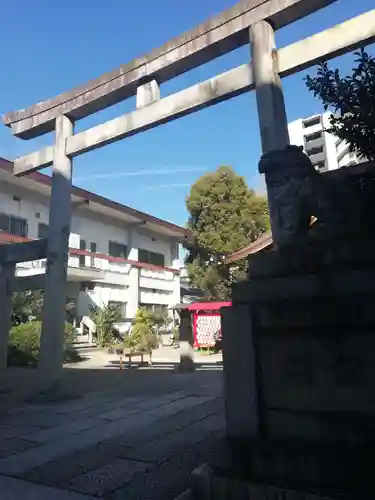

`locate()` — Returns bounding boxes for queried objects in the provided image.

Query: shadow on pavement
[0,359,223,418]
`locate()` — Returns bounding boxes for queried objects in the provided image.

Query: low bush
[8,321,81,367]
[120,308,160,362]
[127,323,159,354]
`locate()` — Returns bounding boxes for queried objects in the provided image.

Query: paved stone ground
[0,368,224,499]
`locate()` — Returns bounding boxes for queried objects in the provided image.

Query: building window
[38,223,49,239]
[89,242,97,267]
[305,131,322,142]
[79,239,86,267]
[139,249,165,267]
[140,303,168,315]
[302,116,321,128]
[315,162,326,172]
[108,301,127,321]
[109,241,128,259]
[307,145,324,156]
[0,214,28,237]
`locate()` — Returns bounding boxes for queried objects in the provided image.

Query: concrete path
[72,345,223,371]
[0,370,224,499]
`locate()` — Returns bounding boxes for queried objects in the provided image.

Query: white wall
[71,213,129,255]
[288,113,359,172]
[0,177,182,321]
[321,114,339,171]
[0,182,50,239]
[133,231,172,267]
[288,118,304,148]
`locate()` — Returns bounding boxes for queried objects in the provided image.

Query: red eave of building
[187,301,231,311]
[0,230,179,274]
[223,216,322,264]
[223,231,273,264]
[0,156,191,241]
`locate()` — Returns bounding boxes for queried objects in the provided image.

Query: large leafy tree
[185,166,269,299]
[305,49,375,160]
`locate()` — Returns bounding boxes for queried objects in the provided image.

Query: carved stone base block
[188,463,338,500]
[218,234,375,498]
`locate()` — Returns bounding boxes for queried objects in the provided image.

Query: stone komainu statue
[259,145,360,248]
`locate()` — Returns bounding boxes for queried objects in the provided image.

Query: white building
[0,157,190,334]
[288,113,361,173]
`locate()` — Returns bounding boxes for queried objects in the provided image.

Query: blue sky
[1,0,374,227]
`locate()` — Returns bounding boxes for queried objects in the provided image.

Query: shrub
[89,303,122,348]
[172,325,180,341]
[122,308,160,361]
[132,307,155,328]
[7,321,80,367]
[131,323,159,354]
[8,322,40,367]
[305,49,375,161]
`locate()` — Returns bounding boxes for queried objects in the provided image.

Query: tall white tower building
[288,113,361,173]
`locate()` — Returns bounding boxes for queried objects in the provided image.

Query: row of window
[103,302,169,321]
[79,240,165,267]
[302,115,321,129]
[0,215,166,268]
[139,303,168,315]
[0,214,28,237]
[305,130,322,143]
[108,300,127,320]
[307,145,324,157]
[315,162,327,173]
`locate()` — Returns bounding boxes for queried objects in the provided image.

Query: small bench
[111,347,152,368]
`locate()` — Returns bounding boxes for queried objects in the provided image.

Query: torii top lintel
[2,0,335,140]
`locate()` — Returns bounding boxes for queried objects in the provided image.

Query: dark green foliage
[8,322,41,367]
[185,166,269,299]
[7,321,80,367]
[123,308,160,355]
[11,290,43,326]
[305,49,375,160]
[129,323,159,354]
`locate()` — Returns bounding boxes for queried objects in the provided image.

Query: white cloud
[141,182,191,191]
[74,166,205,182]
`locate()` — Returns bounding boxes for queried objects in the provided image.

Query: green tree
[123,307,159,362]
[305,49,375,160]
[185,166,269,299]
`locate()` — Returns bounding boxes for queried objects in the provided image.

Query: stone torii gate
[2,0,375,389]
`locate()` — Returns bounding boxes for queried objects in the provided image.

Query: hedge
[8,321,81,367]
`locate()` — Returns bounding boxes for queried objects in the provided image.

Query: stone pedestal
[217,234,375,498]
[0,264,15,382]
[178,310,195,373]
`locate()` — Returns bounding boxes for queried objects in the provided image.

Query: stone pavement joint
[101,396,224,449]
[0,371,224,498]
[0,438,39,459]
[0,474,99,500]
[61,458,149,497]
